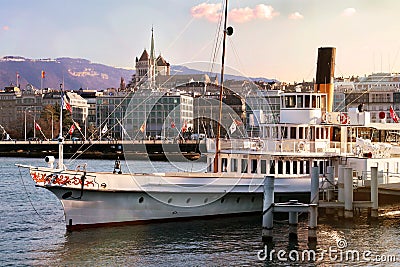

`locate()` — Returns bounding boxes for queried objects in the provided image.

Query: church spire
[150,26,155,62]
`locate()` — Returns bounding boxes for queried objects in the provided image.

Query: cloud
[288,12,304,20]
[2,25,10,31]
[342,8,356,17]
[190,3,222,23]
[190,3,279,23]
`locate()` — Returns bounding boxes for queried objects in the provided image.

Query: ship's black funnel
[315,47,336,112]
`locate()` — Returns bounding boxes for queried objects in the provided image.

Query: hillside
[0,56,133,90]
[0,56,275,90]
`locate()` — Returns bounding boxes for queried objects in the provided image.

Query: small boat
[18,4,400,231]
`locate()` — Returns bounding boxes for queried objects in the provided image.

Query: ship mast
[213,0,232,173]
[58,82,64,169]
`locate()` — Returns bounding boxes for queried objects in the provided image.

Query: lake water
[1,157,400,266]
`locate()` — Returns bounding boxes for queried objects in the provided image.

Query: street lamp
[45,109,54,140]
[24,107,31,141]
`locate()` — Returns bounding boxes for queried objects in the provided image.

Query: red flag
[234,119,243,126]
[390,106,399,123]
[181,120,187,133]
[140,122,146,133]
[74,121,81,131]
[170,120,175,128]
[35,122,41,131]
[68,124,75,135]
[41,70,45,79]
[63,96,72,113]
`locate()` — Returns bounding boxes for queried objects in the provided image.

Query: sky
[1,0,400,83]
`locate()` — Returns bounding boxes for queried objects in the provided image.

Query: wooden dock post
[262,176,274,242]
[338,165,345,217]
[310,167,319,204]
[288,200,299,240]
[344,167,354,218]
[308,167,319,241]
[308,204,318,242]
[370,166,378,218]
[326,166,335,201]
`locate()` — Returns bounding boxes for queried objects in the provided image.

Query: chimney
[315,47,336,112]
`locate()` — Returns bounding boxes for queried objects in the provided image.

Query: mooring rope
[17,167,64,224]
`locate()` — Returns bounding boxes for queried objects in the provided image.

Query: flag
[234,119,243,126]
[73,121,82,131]
[41,70,45,79]
[390,106,399,123]
[229,121,237,134]
[63,95,72,113]
[139,122,146,133]
[68,124,75,135]
[35,122,41,131]
[101,124,108,134]
[170,120,175,128]
[181,120,187,133]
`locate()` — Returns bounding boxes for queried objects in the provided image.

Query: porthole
[139,197,144,203]
[204,198,208,203]
[251,196,255,203]
[168,198,172,203]
[186,198,191,204]
[236,197,240,203]
[220,198,225,203]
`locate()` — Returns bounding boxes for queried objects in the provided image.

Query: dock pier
[261,166,383,243]
[262,167,320,243]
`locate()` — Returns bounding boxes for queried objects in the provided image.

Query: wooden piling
[370,166,378,218]
[262,176,274,242]
[344,167,354,218]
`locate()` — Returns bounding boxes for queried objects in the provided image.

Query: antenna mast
[213,0,233,173]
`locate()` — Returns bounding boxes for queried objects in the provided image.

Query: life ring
[340,113,349,124]
[256,140,265,150]
[326,113,332,123]
[321,113,327,123]
[297,141,305,152]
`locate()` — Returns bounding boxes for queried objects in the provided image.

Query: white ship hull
[25,166,312,230]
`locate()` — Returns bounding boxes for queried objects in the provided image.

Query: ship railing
[360,170,400,186]
[216,138,342,154]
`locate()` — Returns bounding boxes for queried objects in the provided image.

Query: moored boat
[17,9,400,231]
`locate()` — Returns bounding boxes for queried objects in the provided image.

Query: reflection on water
[1,157,400,266]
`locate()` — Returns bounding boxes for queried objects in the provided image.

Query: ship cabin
[206,92,334,178]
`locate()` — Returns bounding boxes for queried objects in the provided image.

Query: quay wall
[0,140,204,160]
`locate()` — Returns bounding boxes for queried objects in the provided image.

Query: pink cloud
[2,25,10,31]
[190,3,222,23]
[342,8,356,17]
[288,12,304,20]
[190,3,279,23]
[253,4,279,20]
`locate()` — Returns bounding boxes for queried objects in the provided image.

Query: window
[305,95,310,108]
[241,159,248,173]
[293,161,297,174]
[261,160,267,174]
[270,160,275,174]
[286,161,290,174]
[231,158,238,172]
[285,95,296,108]
[299,161,304,174]
[251,159,258,174]
[290,127,296,139]
[221,158,228,172]
[278,160,283,174]
[297,95,303,108]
